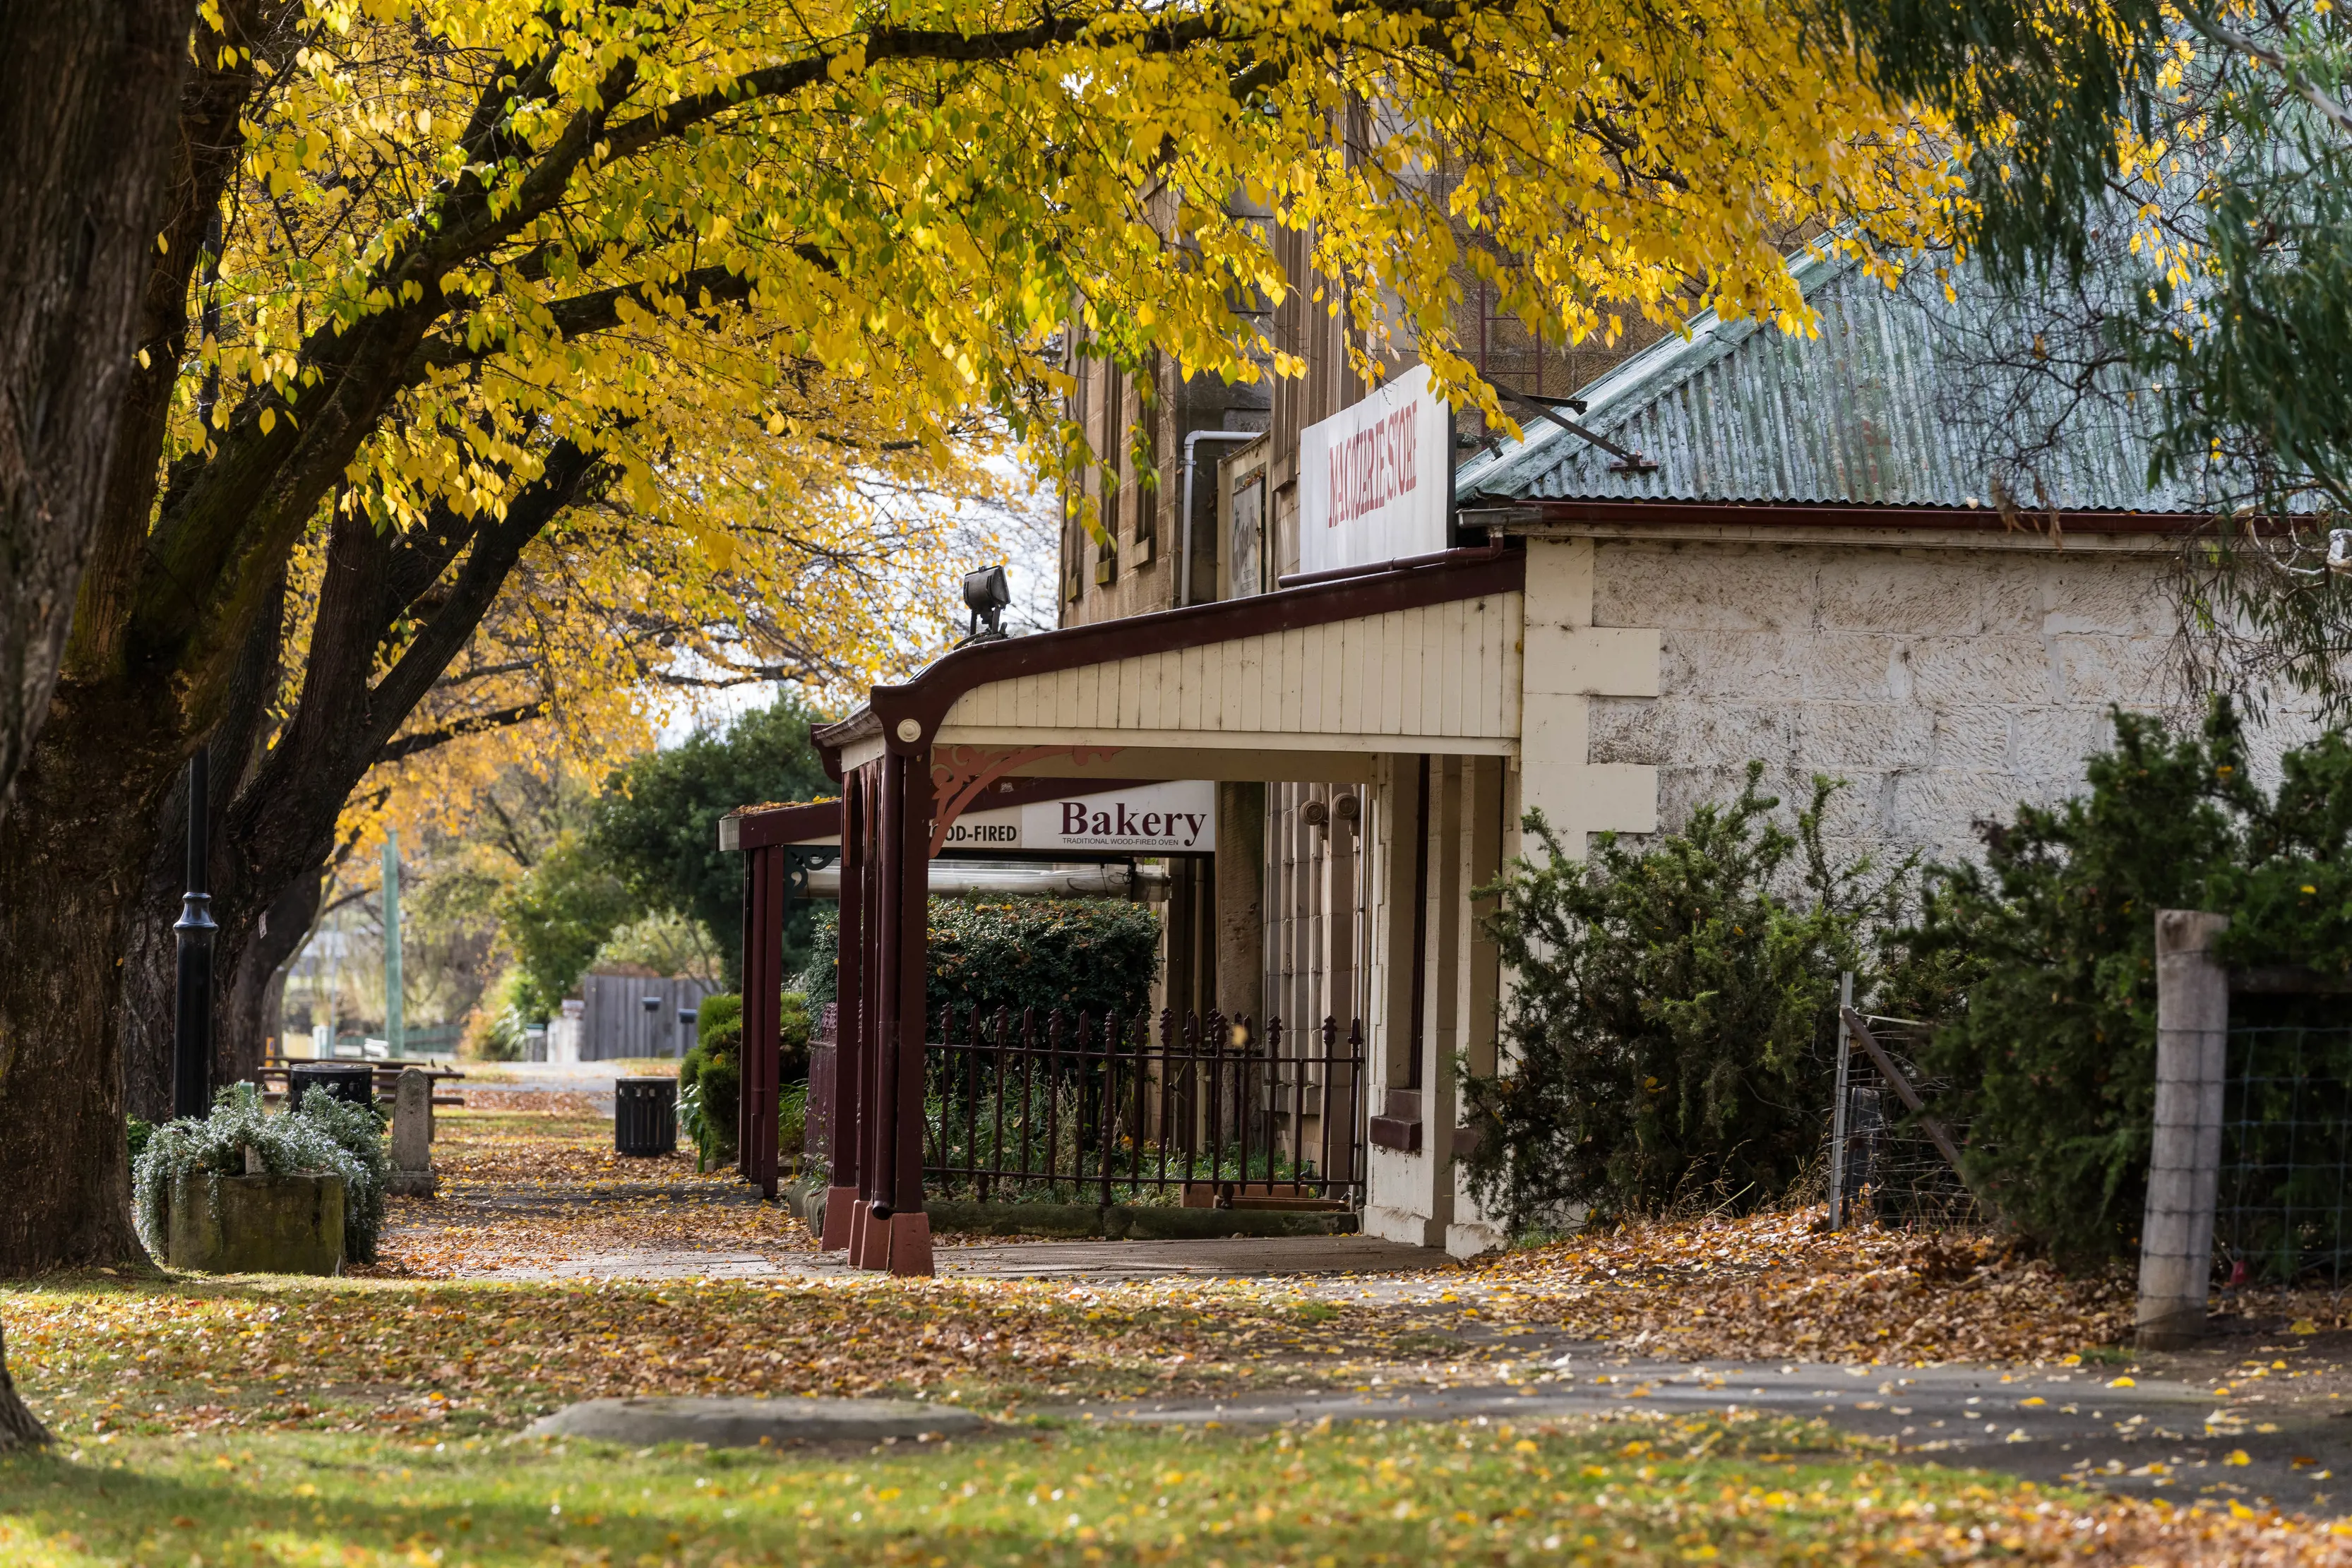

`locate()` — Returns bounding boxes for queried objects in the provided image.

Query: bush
[676,991,813,1170]
[133,1083,390,1264]
[1459,767,1904,1234]
[1907,702,2352,1267]
[801,897,1162,1025]
[462,969,532,1060]
[494,831,633,1019]
[592,693,833,987]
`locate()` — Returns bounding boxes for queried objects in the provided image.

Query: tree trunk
[220,870,319,1083]
[0,1319,50,1451]
[0,0,198,811]
[0,690,179,1274]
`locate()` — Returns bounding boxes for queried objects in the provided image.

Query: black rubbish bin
[615,1077,678,1157]
[288,1063,375,1113]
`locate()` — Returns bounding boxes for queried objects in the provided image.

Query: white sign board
[1298,363,1451,575]
[938,781,1216,854]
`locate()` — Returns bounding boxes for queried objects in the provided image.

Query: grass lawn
[0,1408,2196,1568]
[14,1099,2339,1563]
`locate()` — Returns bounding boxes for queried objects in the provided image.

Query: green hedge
[803,897,1162,1026]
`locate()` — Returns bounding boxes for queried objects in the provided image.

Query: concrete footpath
[1092,1358,2352,1514]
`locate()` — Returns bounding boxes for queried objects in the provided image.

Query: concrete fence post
[2137,909,2232,1350]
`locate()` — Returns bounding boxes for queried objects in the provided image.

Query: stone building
[755,244,2303,1272]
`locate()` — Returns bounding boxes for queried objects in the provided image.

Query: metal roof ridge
[1456,246,1868,498]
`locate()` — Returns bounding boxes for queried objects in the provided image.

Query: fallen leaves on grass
[9,1413,2352,1568]
[1471,1209,2132,1364]
[3,1270,1467,1438]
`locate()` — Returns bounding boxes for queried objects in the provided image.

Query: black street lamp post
[172,750,215,1120]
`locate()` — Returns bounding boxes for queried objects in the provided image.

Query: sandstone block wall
[1580,540,2239,871]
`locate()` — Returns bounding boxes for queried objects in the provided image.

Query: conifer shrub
[1460,767,1911,1233]
[1905,703,2352,1267]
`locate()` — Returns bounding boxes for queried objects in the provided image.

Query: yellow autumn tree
[1,0,1962,1282]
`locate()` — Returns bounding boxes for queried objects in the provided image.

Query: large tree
[0,0,1969,1292]
[0,0,213,1456]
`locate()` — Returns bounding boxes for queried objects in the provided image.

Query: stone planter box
[166,1173,346,1275]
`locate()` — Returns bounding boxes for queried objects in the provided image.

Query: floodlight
[962,564,1012,642]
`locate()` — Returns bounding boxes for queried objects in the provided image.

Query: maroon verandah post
[746,844,783,1197]
[885,746,934,1274]
[822,773,868,1251]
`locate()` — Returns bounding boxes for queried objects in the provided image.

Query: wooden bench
[256,1059,467,1108]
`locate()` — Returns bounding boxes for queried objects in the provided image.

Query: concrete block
[2040,561,2168,636]
[524,1396,984,1448]
[1659,700,1800,772]
[1796,702,1933,769]
[1446,1221,1508,1259]
[1976,559,2053,634]
[1906,635,2058,706]
[1659,630,1808,701]
[1520,693,1590,770]
[1595,544,1819,633]
[1796,633,1909,702]
[1587,697,1661,766]
[165,1173,345,1276]
[2005,707,2122,784]
[1815,559,1986,635]
[1520,762,1658,840]
[1928,706,2015,772]
[1812,772,1894,839]
[1363,1204,1447,1248]
[1656,765,1777,830]
[2051,634,2170,707]
[1525,538,1597,626]
[1890,771,2036,844]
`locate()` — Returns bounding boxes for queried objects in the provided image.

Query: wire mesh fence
[2214,1022,2352,1324]
[1826,1014,1985,1232]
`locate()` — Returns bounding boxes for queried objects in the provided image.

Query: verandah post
[885,743,934,1275]
[821,770,869,1251]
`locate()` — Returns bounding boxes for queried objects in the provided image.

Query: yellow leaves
[2226,1449,2252,1466]
[2108,1376,2136,1387]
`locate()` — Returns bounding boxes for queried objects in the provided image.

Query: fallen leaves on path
[429,1104,730,1189]
[357,1192,817,1278]
[1470,1209,2133,1365]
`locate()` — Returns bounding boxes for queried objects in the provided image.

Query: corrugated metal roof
[1455,249,2212,514]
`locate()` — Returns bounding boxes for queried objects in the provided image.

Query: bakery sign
[1296,361,1452,575]
[938,781,1216,853]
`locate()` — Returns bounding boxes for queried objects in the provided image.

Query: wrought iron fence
[2215,1023,2352,1316]
[924,1008,1366,1208]
[1827,1014,1983,1231]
